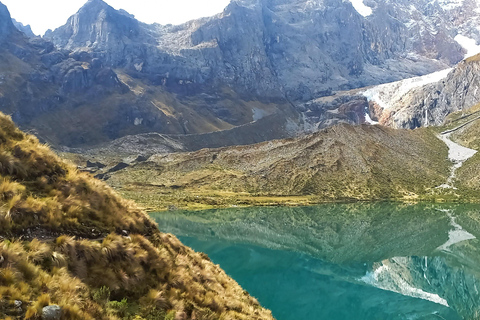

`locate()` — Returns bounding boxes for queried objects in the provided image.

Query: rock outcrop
[42,305,62,320]
[11,18,35,37]
[361,54,480,129]
[0,2,19,43]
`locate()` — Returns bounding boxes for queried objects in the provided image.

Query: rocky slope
[0,1,298,148]
[0,112,274,319]
[102,123,452,210]
[360,54,480,129]
[301,51,480,131]
[11,18,35,38]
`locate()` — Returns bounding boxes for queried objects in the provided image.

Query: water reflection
[151,203,480,320]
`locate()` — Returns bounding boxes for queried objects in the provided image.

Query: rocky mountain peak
[0,1,17,42]
[78,0,129,17]
[11,18,35,37]
[45,0,140,51]
[83,0,108,7]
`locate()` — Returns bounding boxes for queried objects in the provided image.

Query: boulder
[107,162,129,173]
[42,305,62,320]
[86,160,106,168]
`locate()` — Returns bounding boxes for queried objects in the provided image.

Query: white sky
[1,0,231,36]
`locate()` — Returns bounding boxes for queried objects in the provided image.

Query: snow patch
[252,108,267,121]
[364,112,378,125]
[347,0,372,17]
[454,34,480,58]
[362,68,452,110]
[435,0,465,11]
[436,132,477,189]
[436,209,476,252]
[440,133,478,163]
[360,262,449,307]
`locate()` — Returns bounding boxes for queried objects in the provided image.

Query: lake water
[150,203,480,320]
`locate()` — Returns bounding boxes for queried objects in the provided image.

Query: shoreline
[118,189,480,213]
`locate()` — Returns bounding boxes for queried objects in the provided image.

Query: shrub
[93,286,111,304]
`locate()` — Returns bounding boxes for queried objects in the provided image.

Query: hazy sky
[2,0,231,35]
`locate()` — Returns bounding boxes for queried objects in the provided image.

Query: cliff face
[361,55,480,129]
[394,59,480,128]
[45,0,472,101]
[0,2,21,44]
[0,2,13,39]
[11,18,35,37]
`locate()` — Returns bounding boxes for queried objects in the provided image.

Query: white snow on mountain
[347,0,372,17]
[454,34,480,58]
[435,0,465,11]
[362,68,452,110]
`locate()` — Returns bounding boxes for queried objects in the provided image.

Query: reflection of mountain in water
[151,203,480,319]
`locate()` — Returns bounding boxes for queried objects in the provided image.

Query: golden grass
[0,113,275,320]
[0,234,274,320]
[118,186,321,212]
[0,113,155,236]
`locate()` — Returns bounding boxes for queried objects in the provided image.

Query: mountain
[11,18,35,37]
[0,1,299,148]
[45,0,470,102]
[0,111,274,319]
[42,0,480,138]
[0,2,20,43]
[0,0,303,149]
[2,0,480,149]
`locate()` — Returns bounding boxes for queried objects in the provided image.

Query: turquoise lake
[150,203,480,320]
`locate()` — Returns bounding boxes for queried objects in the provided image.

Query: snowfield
[362,68,452,110]
[347,0,372,16]
[454,34,480,58]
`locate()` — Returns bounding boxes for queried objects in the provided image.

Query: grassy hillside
[0,113,274,320]
[105,124,452,211]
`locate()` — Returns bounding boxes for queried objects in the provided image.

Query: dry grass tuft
[0,112,274,319]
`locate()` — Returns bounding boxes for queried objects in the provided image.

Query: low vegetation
[0,112,154,237]
[0,113,274,320]
[104,124,453,211]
